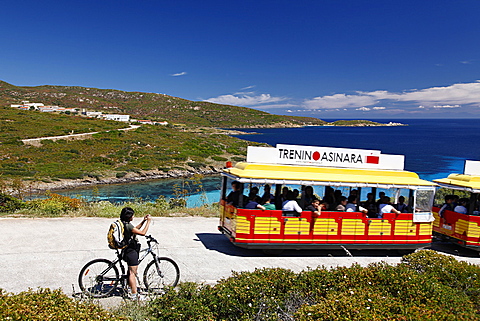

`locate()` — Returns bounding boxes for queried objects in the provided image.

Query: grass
[0,197,219,218]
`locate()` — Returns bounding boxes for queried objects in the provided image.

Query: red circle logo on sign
[313,151,321,161]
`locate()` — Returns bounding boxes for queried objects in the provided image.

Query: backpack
[107,220,129,249]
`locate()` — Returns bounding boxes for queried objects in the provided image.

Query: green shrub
[401,249,480,303]
[116,171,127,178]
[0,288,123,320]
[26,193,82,216]
[0,193,25,212]
[148,282,215,320]
[145,251,480,320]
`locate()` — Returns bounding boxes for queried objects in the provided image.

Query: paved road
[1,217,479,295]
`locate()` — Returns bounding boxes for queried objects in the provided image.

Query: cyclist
[120,207,152,300]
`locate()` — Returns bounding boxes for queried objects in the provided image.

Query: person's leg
[128,265,139,294]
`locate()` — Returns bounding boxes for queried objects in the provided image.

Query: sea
[28,119,480,206]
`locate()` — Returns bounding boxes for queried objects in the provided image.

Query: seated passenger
[361,193,378,218]
[249,186,259,198]
[245,194,265,210]
[261,184,275,203]
[226,181,243,207]
[394,196,410,213]
[346,195,368,214]
[439,195,455,219]
[305,199,322,218]
[454,198,468,214]
[301,186,318,209]
[276,186,289,209]
[262,197,276,210]
[376,192,386,210]
[335,196,348,211]
[378,196,401,218]
[282,190,303,217]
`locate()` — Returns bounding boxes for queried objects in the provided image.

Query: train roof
[223,162,436,189]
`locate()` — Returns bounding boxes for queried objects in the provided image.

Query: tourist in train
[394,196,410,213]
[300,186,319,209]
[361,192,378,218]
[439,195,455,219]
[245,193,266,210]
[293,189,300,203]
[378,196,401,218]
[349,189,359,198]
[282,190,303,216]
[261,184,275,203]
[305,198,322,218]
[345,195,368,214]
[226,181,244,207]
[376,192,386,210]
[323,187,336,211]
[262,197,276,210]
[276,186,289,209]
[334,190,343,204]
[454,198,468,214]
[451,195,460,209]
[335,196,348,211]
[249,186,260,198]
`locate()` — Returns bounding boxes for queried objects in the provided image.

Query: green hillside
[0,81,326,128]
[0,111,259,183]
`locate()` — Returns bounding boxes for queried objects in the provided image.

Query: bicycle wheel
[78,258,119,298]
[143,257,180,293]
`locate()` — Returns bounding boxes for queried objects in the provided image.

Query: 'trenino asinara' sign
[247,144,404,170]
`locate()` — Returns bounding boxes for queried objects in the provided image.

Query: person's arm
[132,215,152,236]
[294,202,303,214]
[390,206,401,214]
[359,205,368,214]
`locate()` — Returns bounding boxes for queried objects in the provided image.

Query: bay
[33,119,480,206]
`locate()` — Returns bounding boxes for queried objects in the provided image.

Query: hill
[0,80,326,128]
[0,105,262,191]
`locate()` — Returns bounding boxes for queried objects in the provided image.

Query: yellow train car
[218,144,437,253]
[433,160,480,251]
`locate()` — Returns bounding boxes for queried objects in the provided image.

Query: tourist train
[432,160,480,251]
[218,144,437,253]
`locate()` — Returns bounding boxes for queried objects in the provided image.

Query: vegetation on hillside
[0,106,128,141]
[0,81,326,128]
[1,250,479,320]
[0,117,258,183]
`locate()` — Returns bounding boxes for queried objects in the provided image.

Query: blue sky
[2,0,480,119]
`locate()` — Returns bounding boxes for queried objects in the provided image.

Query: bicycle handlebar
[146,235,158,244]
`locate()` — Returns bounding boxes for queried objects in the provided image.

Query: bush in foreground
[147,250,480,320]
[0,288,124,320]
[1,251,479,320]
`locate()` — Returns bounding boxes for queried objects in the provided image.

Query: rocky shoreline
[26,167,223,194]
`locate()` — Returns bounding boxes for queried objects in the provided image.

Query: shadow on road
[195,233,415,258]
[429,238,480,258]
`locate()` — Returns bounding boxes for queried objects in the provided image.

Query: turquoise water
[31,119,480,206]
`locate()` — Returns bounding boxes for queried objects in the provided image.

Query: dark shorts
[122,243,140,266]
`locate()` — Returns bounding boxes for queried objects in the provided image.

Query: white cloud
[241,85,256,90]
[303,93,377,109]
[372,107,386,110]
[432,105,461,108]
[304,81,480,110]
[170,72,187,77]
[356,107,371,111]
[205,93,287,106]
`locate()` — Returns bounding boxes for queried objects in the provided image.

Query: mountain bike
[78,235,180,298]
